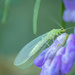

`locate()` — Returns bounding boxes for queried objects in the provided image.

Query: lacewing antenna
[44,15,63,28]
[65,27,74,31]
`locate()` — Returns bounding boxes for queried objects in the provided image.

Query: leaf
[33,0,41,34]
[71,72,75,75]
[2,0,10,24]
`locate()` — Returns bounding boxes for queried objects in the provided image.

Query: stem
[33,0,41,34]
[61,2,65,28]
[2,0,10,24]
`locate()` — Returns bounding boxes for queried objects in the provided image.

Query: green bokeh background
[0,0,74,75]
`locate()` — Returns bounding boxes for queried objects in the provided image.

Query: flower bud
[40,47,65,75]
[44,33,68,61]
[34,48,48,67]
[45,47,65,75]
[61,34,75,73]
[62,0,75,22]
[34,33,68,68]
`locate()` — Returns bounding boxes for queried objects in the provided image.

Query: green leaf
[67,72,75,75]
[2,0,10,24]
[71,72,75,75]
[33,0,41,34]
[61,2,65,28]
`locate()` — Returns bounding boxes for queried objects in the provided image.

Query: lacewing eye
[61,28,63,30]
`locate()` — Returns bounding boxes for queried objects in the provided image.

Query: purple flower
[43,33,68,64]
[61,34,75,73]
[34,33,68,68]
[40,47,66,75]
[40,59,52,75]
[33,48,49,67]
[34,33,75,75]
[62,0,75,22]
[34,33,68,75]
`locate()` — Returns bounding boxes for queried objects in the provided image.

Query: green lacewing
[14,28,66,69]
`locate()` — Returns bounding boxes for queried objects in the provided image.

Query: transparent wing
[14,31,50,69]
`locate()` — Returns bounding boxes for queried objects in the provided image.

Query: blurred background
[0,0,75,75]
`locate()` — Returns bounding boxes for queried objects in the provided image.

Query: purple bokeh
[62,0,75,22]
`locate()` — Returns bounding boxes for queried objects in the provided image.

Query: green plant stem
[2,0,10,24]
[61,2,65,29]
[33,0,41,34]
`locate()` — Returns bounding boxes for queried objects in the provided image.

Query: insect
[14,27,66,69]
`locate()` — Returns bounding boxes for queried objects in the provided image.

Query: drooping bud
[61,34,75,73]
[44,33,68,61]
[34,33,68,68]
